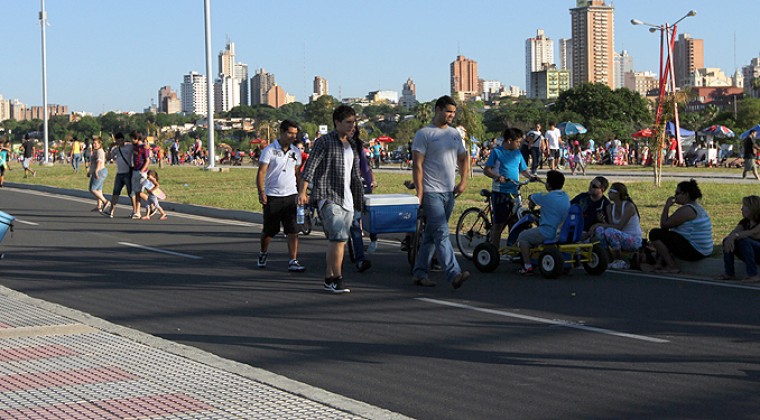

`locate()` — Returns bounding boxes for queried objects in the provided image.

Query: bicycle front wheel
[456,207,491,260]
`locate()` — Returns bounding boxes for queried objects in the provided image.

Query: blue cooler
[0,211,14,242]
[362,194,419,234]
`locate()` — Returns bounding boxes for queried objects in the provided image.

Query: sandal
[159,215,168,221]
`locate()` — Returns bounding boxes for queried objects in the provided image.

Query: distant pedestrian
[257,120,305,272]
[87,137,109,212]
[411,95,470,289]
[21,134,37,178]
[139,170,168,221]
[371,140,382,169]
[70,136,83,174]
[170,139,180,165]
[130,131,150,219]
[299,106,364,293]
[103,132,133,218]
[742,129,760,180]
[545,122,562,171]
[526,123,544,175]
[0,141,11,188]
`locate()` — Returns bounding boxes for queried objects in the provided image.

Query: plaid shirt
[301,131,364,211]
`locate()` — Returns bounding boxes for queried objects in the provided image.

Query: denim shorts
[88,168,108,191]
[319,202,353,242]
[112,172,133,197]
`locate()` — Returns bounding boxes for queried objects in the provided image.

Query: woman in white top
[589,182,642,269]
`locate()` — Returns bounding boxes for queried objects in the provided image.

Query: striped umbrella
[700,125,735,138]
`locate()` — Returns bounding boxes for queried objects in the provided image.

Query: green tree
[279,102,306,122]
[305,95,338,126]
[735,98,760,132]
[456,101,486,143]
[70,116,101,139]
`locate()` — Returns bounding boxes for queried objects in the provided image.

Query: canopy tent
[631,128,653,138]
[740,124,760,139]
[665,122,695,137]
[376,135,395,143]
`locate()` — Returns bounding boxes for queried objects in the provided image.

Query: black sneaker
[356,260,372,272]
[288,259,305,272]
[257,252,267,269]
[324,277,350,294]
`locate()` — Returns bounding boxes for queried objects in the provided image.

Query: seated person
[716,195,760,283]
[646,179,713,273]
[572,176,611,238]
[517,170,570,274]
[588,182,642,270]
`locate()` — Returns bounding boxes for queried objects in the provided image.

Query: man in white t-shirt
[257,120,305,273]
[545,122,563,170]
[526,123,544,175]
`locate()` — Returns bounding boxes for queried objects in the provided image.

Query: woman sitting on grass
[644,179,713,274]
[716,195,760,283]
[589,182,642,270]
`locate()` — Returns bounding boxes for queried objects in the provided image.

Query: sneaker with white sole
[609,259,630,270]
[257,252,267,269]
[288,259,306,272]
[367,241,378,253]
[324,277,350,294]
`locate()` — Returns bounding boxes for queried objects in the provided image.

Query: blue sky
[0,0,756,114]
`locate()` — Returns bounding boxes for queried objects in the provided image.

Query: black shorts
[491,192,516,225]
[263,194,298,237]
[648,228,705,261]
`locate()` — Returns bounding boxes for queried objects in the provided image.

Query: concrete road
[1,187,759,419]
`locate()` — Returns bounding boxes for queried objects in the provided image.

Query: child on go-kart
[516,170,570,274]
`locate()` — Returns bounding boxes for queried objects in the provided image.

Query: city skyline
[0,0,757,114]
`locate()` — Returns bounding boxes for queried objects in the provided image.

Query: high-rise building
[158,86,180,113]
[215,41,246,110]
[235,63,249,107]
[570,0,615,88]
[181,71,207,115]
[480,80,503,102]
[673,33,704,88]
[214,76,240,113]
[742,56,760,98]
[0,95,10,122]
[450,55,479,100]
[264,85,294,108]
[614,50,633,89]
[399,77,418,109]
[218,41,235,78]
[9,99,26,121]
[559,38,573,86]
[529,64,570,100]
[624,71,658,96]
[251,68,276,106]
[525,29,554,97]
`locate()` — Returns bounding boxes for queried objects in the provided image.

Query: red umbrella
[376,135,395,143]
[631,128,653,138]
[249,138,267,145]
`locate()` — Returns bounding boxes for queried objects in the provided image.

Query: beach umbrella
[556,121,587,136]
[376,135,395,143]
[739,124,760,139]
[249,138,267,145]
[632,128,653,138]
[700,125,735,138]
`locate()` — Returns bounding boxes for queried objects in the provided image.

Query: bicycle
[455,178,537,260]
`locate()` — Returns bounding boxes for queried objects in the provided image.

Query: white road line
[118,242,203,260]
[416,297,670,344]
[608,270,760,290]
[13,219,39,226]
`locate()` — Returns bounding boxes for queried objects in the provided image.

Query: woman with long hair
[589,182,642,269]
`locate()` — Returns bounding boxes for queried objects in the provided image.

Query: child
[140,169,168,220]
[570,140,586,176]
[516,170,570,274]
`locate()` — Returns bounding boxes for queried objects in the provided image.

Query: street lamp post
[631,10,696,169]
[39,0,50,165]
[203,0,216,169]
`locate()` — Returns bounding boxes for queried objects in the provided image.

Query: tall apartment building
[310,76,329,102]
[673,33,704,88]
[158,86,182,113]
[251,68,276,106]
[235,63,249,107]
[181,71,207,115]
[0,95,10,122]
[529,64,570,100]
[614,50,633,89]
[450,55,479,100]
[214,41,246,110]
[480,80,503,102]
[218,41,235,78]
[265,85,294,108]
[559,38,573,86]
[624,71,658,96]
[742,56,760,97]
[525,29,554,98]
[399,77,418,109]
[570,0,615,88]
[214,76,239,113]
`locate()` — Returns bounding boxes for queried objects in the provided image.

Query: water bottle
[297,205,305,225]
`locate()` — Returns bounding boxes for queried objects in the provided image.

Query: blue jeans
[723,237,760,277]
[413,192,461,282]
[72,154,82,172]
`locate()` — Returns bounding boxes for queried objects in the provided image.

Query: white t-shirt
[412,125,466,193]
[342,144,354,211]
[259,140,302,197]
[527,130,544,149]
[546,128,562,150]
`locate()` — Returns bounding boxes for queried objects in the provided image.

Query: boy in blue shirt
[483,127,536,248]
[517,170,570,274]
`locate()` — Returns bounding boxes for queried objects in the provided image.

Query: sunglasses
[590,183,601,189]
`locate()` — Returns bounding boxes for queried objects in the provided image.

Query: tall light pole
[631,10,696,168]
[39,0,50,164]
[203,0,216,169]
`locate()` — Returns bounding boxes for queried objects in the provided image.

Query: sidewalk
[0,285,406,419]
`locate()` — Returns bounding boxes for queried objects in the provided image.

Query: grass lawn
[4,162,753,250]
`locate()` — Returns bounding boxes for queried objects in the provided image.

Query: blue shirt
[485,147,527,194]
[531,190,571,239]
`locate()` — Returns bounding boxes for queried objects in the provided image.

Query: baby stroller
[0,211,14,259]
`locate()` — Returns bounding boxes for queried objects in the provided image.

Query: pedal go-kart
[472,204,608,279]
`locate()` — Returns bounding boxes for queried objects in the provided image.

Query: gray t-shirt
[412,125,466,193]
[113,143,134,174]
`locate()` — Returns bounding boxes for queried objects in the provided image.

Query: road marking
[118,242,203,260]
[416,297,669,344]
[13,219,39,226]
[609,270,760,290]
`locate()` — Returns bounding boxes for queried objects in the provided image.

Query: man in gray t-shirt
[411,95,470,290]
[103,133,134,218]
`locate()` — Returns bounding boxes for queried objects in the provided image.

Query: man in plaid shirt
[299,105,364,294]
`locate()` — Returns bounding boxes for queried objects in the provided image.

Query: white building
[689,68,736,88]
[614,50,633,89]
[0,95,10,122]
[525,29,554,98]
[480,80,503,102]
[181,71,207,115]
[367,90,398,104]
[214,75,240,113]
[559,38,573,86]
[399,78,418,109]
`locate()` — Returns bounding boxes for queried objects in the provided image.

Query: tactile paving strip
[0,298,365,419]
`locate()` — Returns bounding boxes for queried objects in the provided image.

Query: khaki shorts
[517,227,548,247]
[744,158,756,171]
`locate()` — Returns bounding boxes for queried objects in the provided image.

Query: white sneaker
[367,241,378,253]
[609,259,630,270]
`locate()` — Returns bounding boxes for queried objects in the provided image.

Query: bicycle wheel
[347,234,356,263]
[407,215,425,270]
[300,209,312,235]
[455,207,491,260]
